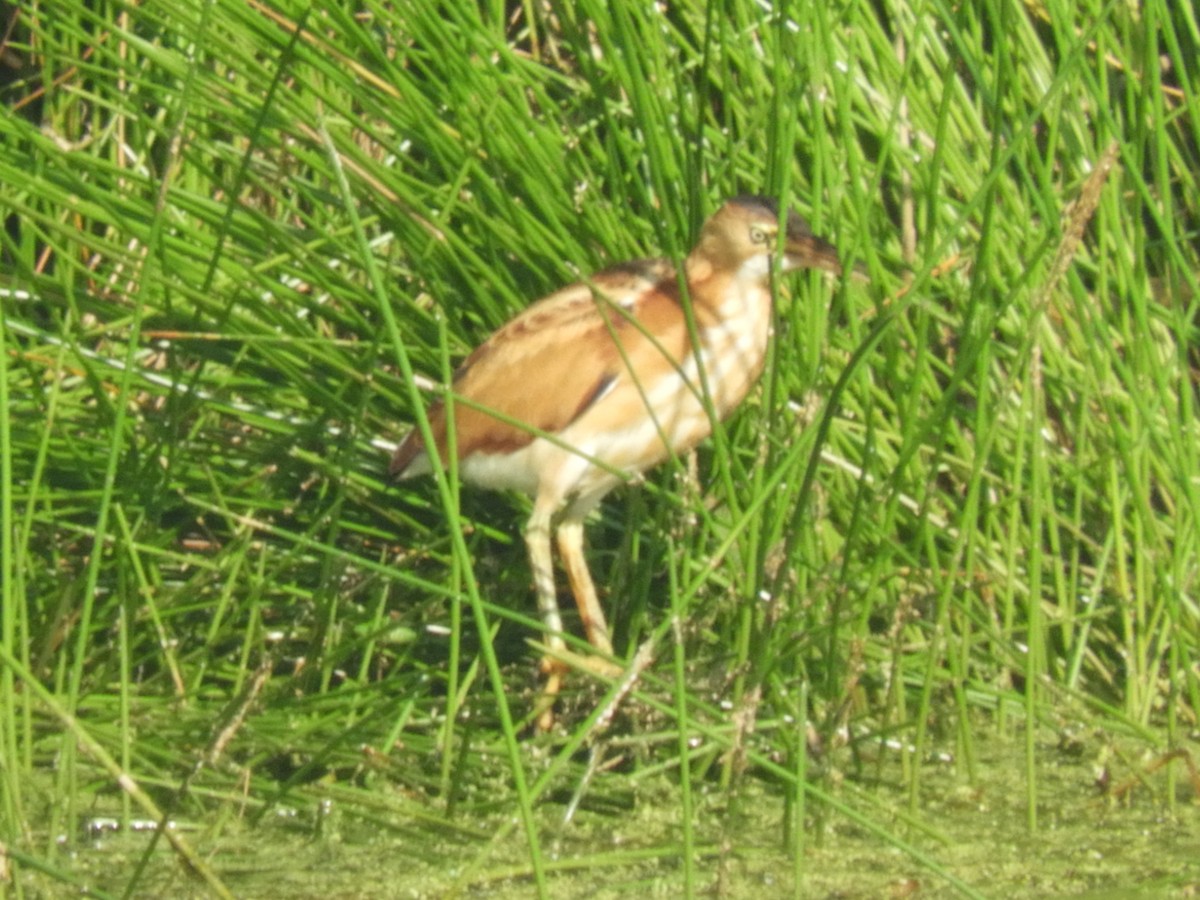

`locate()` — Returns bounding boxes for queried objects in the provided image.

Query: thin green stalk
[668,535,696,899]
[0,291,20,838]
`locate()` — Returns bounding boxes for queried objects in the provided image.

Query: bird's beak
[784,231,844,275]
[783,224,869,282]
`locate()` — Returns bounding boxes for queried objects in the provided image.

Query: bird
[391,196,848,727]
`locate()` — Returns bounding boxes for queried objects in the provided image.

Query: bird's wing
[390,259,688,474]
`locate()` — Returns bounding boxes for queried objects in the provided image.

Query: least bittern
[391,196,847,726]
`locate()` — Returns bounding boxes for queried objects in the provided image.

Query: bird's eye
[749,225,769,244]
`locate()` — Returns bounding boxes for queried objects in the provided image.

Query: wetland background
[1,0,1198,895]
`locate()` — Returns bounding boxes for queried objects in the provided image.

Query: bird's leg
[525,502,566,729]
[555,519,611,654]
[556,519,621,677]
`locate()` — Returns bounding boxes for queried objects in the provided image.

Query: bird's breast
[688,276,775,415]
[564,277,774,473]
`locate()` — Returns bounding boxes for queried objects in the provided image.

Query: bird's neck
[683,252,772,321]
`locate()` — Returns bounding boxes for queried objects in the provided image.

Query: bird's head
[687,195,849,283]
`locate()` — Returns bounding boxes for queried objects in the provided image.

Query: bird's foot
[531,645,624,731]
